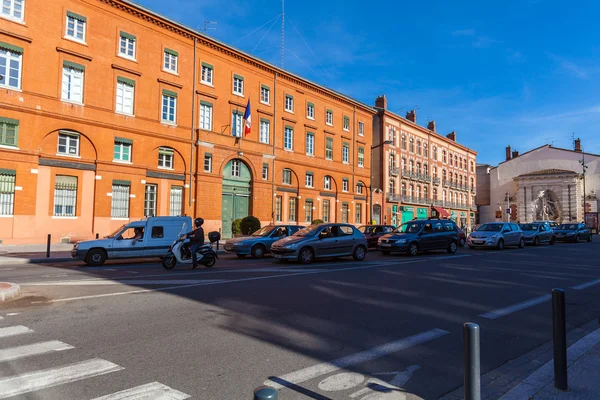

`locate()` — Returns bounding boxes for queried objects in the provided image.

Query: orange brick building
[0,0,374,243]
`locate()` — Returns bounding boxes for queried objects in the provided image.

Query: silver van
[71,216,193,265]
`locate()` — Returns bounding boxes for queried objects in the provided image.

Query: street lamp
[369,140,393,224]
[579,150,588,222]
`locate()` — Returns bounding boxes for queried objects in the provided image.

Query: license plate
[380,243,391,248]
[272,253,282,258]
[473,240,484,244]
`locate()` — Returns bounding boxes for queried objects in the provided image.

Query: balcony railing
[470,186,476,193]
[416,173,432,183]
[471,205,478,211]
[443,180,451,188]
[431,200,474,210]
[387,194,401,203]
[389,167,400,177]
[433,177,441,186]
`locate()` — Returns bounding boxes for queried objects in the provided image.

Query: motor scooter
[162,225,218,270]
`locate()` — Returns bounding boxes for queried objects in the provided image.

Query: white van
[71,216,193,265]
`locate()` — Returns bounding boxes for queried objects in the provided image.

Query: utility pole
[281,0,284,67]
[579,149,588,222]
[506,191,510,222]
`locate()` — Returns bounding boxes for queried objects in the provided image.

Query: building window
[342,143,349,164]
[0,46,23,90]
[144,184,157,217]
[262,163,269,180]
[111,181,130,218]
[113,138,132,162]
[57,131,79,156]
[275,196,282,222]
[232,111,243,138]
[409,184,414,196]
[169,186,183,216]
[0,171,15,216]
[442,150,447,163]
[356,182,363,194]
[0,118,18,147]
[288,197,297,222]
[417,140,421,155]
[163,49,178,73]
[455,155,458,167]
[358,147,364,168]
[284,126,293,150]
[307,102,315,119]
[424,186,429,199]
[65,12,86,42]
[118,32,136,59]
[306,132,314,156]
[1,0,23,21]
[390,179,397,195]
[399,181,404,196]
[53,176,77,217]
[342,179,348,192]
[260,85,270,104]
[358,121,364,136]
[201,62,213,85]
[233,74,244,95]
[61,63,84,103]
[158,147,173,169]
[409,137,414,153]
[326,109,333,125]
[259,119,270,144]
[433,188,437,200]
[285,95,294,112]
[325,137,333,160]
[417,162,421,174]
[424,143,428,158]
[324,176,331,190]
[305,200,313,222]
[401,134,406,150]
[231,159,241,177]
[355,203,362,224]
[199,101,213,131]
[449,153,453,166]
[343,116,350,131]
[282,169,292,185]
[322,200,330,222]
[416,185,421,198]
[409,160,414,172]
[204,153,212,172]
[424,163,429,176]
[161,90,177,123]
[433,146,437,160]
[341,203,349,223]
[470,161,474,172]
[116,78,135,115]
[305,172,314,188]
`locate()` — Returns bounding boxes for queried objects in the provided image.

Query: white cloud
[546,52,589,79]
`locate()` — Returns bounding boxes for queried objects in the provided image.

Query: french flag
[243,99,251,136]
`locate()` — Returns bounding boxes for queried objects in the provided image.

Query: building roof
[516,169,578,178]
[492,144,600,171]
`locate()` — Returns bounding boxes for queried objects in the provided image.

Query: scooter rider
[184,218,205,268]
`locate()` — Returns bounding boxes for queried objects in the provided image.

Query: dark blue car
[378,219,460,256]
[554,223,592,243]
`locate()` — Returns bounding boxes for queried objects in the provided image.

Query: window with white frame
[358,121,364,136]
[144,184,157,217]
[305,199,314,223]
[326,109,333,125]
[307,102,314,119]
[355,203,362,224]
[231,111,242,137]
[259,119,270,144]
[284,126,293,150]
[0,46,23,89]
[325,137,333,160]
[53,175,77,217]
[275,196,282,222]
[324,176,331,190]
[1,0,24,21]
[260,85,270,104]
[158,147,174,169]
[306,132,314,156]
[356,182,364,194]
[285,95,294,112]
[233,74,244,95]
[305,172,313,187]
[343,116,350,131]
[61,63,84,103]
[169,186,183,216]
[113,138,132,162]
[111,181,130,218]
[201,62,213,85]
[199,101,212,131]
[282,169,292,185]
[119,32,136,59]
[358,147,364,168]
[0,117,19,147]
[342,143,349,164]
[161,90,177,123]
[288,197,297,221]
[163,49,178,73]
[262,163,269,180]
[65,12,86,42]
[115,78,135,115]
[231,159,241,177]
[342,179,348,192]
[0,171,15,216]
[204,153,212,172]
[341,203,349,223]
[322,199,330,222]
[57,131,79,156]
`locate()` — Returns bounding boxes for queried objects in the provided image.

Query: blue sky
[138,0,600,165]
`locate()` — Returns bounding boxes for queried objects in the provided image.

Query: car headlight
[489,234,498,239]
[284,242,299,248]
[397,239,407,244]
[73,243,79,249]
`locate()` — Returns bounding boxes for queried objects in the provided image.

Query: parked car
[457,227,467,247]
[72,216,193,265]
[533,220,559,230]
[554,223,593,242]
[223,224,302,258]
[467,222,525,250]
[270,223,368,263]
[358,225,396,248]
[377,219,460,256]
[519,223,556,245]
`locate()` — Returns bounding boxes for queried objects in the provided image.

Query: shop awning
[432,206,451,218]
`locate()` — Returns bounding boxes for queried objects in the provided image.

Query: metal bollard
[46,234,51,258]
[253,386,277,400]
[464,322,481,400]
[552,288,568,391]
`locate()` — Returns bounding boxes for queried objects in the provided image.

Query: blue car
[224,225,302,258]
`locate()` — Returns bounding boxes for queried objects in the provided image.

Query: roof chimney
[574,138,582,152]
[506,145,512,161]
[446,131,456,141]
[512,150,519,158]
[375,95,387,110]
[427,121,436,132]
[406,110,416,123]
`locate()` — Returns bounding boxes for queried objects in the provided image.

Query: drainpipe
[189,37,197,215]
[271,72,277,223]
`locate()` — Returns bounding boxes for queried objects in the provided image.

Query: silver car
[467,222,525,250]
[270,223,368,263]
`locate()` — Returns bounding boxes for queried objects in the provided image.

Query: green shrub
[311,219,324,225]
[232,218,243,235]
[240,216,261,235]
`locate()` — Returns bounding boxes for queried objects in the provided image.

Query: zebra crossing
[0,315,191,399]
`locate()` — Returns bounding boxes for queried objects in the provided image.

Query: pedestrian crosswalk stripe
[0,326,33,339]
[91,382,191,400]
[0,340,74,362]
[0,358,123,399]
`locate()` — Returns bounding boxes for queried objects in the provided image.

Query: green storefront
[401,206,414,223]
[416,207,428,220]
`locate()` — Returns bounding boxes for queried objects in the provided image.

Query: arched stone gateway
[221,159,252,238]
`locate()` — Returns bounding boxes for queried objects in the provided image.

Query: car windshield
[358,226,376,234]
[106,225,126,238]
[293,225,321,237]
[558,224,578,230]
[394,222,422,234]
[476,224,503,232]
[252,226,275,237]
[520,224,539,231]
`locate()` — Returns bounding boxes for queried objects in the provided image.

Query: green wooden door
[222,159,252,239]
[222,194,234,239]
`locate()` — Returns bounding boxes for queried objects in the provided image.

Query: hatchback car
[224,224,302,258]
[358,225,396,248]
[554,223,592,242]
[270,223,368,263]
[377,219,460,256]
[467,222,525,250]
[519,223,556,245]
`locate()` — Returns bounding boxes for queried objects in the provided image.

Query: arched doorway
[222,159,252,238]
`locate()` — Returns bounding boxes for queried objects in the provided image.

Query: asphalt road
[0,240,599,399]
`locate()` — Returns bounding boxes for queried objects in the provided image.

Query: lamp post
[369,140,393,224]
[579,150,588,222]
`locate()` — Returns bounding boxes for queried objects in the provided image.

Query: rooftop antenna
[281,0,284,67]
[204,19,218,34]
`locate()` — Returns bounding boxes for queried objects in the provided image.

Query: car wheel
[576,235,580,243]
[85,249,107,266]
[518,238,525,249]
[497,239,504,250]
[299,247,314,264]
[251,244,266,259]
[353,245,367,261]
[534,237,540,246]
[459,238,466,247]
[588,234,592,242]
[447,241,458,254]
[381,250,391,256]
[550,236,556,245]
[407,243,418,256]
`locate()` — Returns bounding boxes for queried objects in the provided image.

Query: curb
[0,257,74,265]
[0,282,20,302]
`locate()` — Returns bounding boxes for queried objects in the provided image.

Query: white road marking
[0,341,74,362]
[24,279,223,286]
[318,373,365,391]
[0,268,15,271]
[264,329,448,390]
[0,316,3,320]
[6,313,19,316]
[0,326,33,339]
[349,365,420,398]
[571,278,600,290]
[40,274,68,278]
[0,358,123,399]
[479,294,552,319]
[91,382,191,400]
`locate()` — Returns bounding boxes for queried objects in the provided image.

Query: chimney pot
[512,150,519,158]
[375,95,387,110]
[446,131,456,141]
[574,138,582,152]
[406,110,417,123]
[506,145,512,161]
[427,121,436,132]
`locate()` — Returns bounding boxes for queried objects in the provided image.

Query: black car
[377,219,460,256]
[358,225,396,248]
[554,223,593,243]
